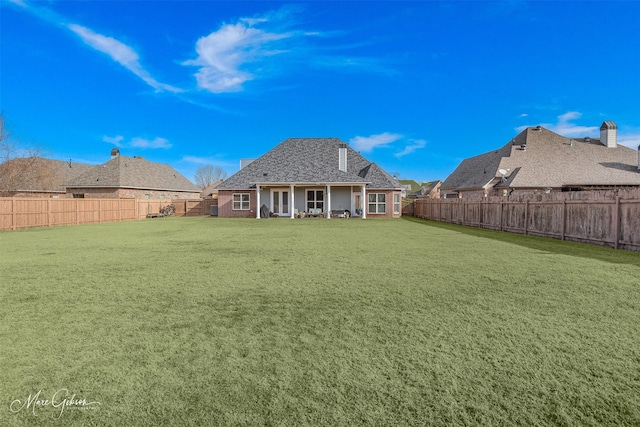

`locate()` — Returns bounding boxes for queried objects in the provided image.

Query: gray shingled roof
[442,125,640,192]
[217,138,402,190]
[68,155,199,192]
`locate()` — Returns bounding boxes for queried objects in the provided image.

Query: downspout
[327,185,331,219]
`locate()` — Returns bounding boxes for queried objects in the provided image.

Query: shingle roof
[217,138,402,190]
[441,144,512,191]
[442,125,640,192]
[409,180,442,197]
[0,157,95,193]
[68,155,199,192]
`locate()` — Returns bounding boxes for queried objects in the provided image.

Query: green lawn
[1,217,639,426]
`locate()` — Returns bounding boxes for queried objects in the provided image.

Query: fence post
[614,196,620,249]
[524,200,529,235]
[561,200,566,240]
[47,198,51,227]
[12,198,16,230]
[499,200,503,232]
[479,199,483,228]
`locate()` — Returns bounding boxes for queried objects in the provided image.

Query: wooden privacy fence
[0,198,217,231]
[405,197,640,251]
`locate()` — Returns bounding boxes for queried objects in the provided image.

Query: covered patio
[255,183,368,219]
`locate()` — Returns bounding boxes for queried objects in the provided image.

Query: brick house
[0,157,94,197]
[217,138,403,218]
[440,121,640,200]
[66,149,200,199]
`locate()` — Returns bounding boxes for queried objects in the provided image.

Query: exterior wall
[217,188,403,218]
[218,190,258,218]
[65,187,200,199]
[2,191,71,198]
[366,189,403,218]
[331,187,351,212]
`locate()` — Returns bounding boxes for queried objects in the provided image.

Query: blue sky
[2,1,639,183]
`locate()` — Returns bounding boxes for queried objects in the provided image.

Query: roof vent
[110,148,120,159]
[570,139,574,147]
[534,125,542,131]
[585,136,591,142]
[520,143,527,151]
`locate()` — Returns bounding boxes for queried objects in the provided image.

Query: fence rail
[404,197,640,252]
[0,198,217,231]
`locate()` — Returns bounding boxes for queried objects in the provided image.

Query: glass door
[272,190,289,216]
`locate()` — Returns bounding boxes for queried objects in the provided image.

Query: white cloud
[548,111,598,136]
[182,155,213,165]
[618,133,640,149]
[183,7,391,94]
[349,133,403,153]
[68,24,181,93]
[102,135,124,146]
[183,16,292,93]
[516,111,598,137]
[104,135,171,150]
[395,139,426,158]
[130,137,172,149]
[7,0,27,7]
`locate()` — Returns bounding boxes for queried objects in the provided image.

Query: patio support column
[361,184,367,219]
[327,185,331,219]
[256,185,261,219]
[290,184,295,219]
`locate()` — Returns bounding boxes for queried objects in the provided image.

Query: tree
[194,164,227,189]
[0,114,50,196]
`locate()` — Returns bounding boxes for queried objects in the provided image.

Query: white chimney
[110,148,120,159]
[338,143,348,172]
[240,158,255,169]
[600,121,618,148]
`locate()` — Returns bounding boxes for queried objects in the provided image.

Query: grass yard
[1,217,639,426]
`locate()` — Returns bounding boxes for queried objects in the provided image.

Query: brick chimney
[600,121,617,148]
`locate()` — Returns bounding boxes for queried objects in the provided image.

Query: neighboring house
[66,149,200,199]
[408,180,442,199]
[0,157,94,197]
[440,121,640,199]
[201,180,222,199]
[217,138,403,218]
[397,180,418,198]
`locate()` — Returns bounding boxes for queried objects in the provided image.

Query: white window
[368,193,386,214]
[233,193,250,210]
[394,193,400,214]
